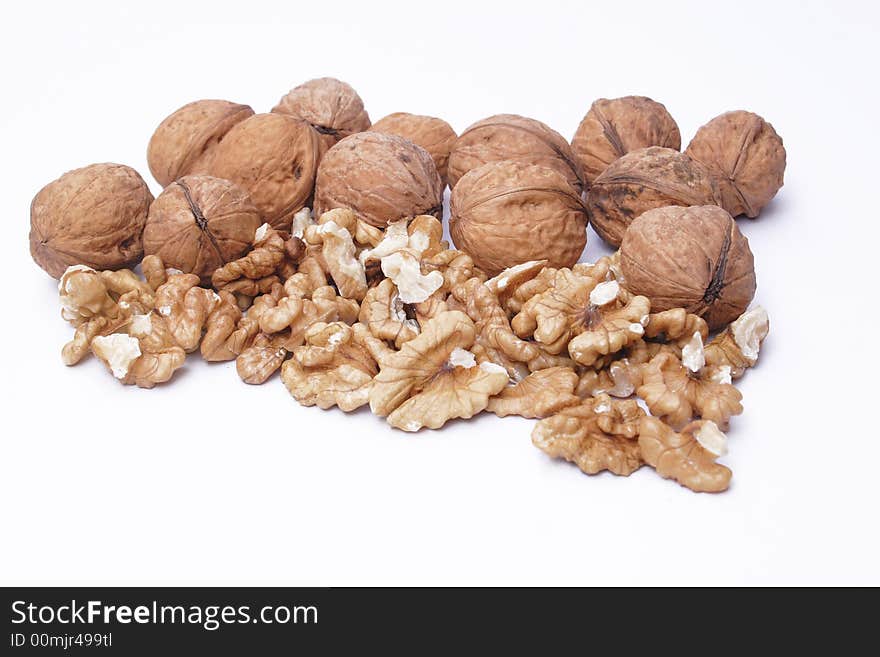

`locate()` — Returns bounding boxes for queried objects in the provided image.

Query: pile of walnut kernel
[35,81,783,494]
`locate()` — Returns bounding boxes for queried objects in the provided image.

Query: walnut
[30,163,153,278]
[143,175,261,283]
[488,367,580,418]
[643,308,709,348]
[358,278,419,348]
[447,114,584,193]
[571,96,681,185]
[281,322,379,411]
[576,358,643,398]
[207,113,324,229]
[532,395,645,476]
[620,205,756,330]
[314,131,443,228]
[585,146,721,247]
[370,112,457,187]
[200,291,242,362]
[369,311,508,431]
[484,260,547,314]
[638,417,731,493]
[450,161,587,276]
[154,273,220,352]
[236,333,289,385]
[146,99,254,186]
[272,77,370,150]
[686,111,786,218]
[211,224,292,294]
[704,306,769,379]
[91,313,186,388]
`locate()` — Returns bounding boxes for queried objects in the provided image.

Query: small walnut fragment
[91,313,186,388]
[644,308,709,348]
[154,273,219,352]
[200,291,242,362]
[576,357,643,398]
[358,278,419,348]
[236,333,289,385]
[567,283,651,367]
[211,223,292,294]
[639,417,732,493]
[704,306,769,379]
[532,395,646,476]
[488,367,580,418]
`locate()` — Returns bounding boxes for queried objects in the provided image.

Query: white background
[1,0,878,586]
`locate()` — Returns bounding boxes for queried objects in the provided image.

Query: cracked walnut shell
[571,96,682,186]
[639,417,731,493]
[370,112,457,187]
[620,205,756,330]
[450,161,587,276]
[30,163,153,279]
[143,175,261,283]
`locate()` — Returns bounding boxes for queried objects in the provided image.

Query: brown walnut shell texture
[450,161,587,277]
[447,114,584,193]
[586,146,722,247]
[370,112,458,187]
[272,77,371,150]
[143,175,261,282]
[207,113,324,230]
[571,96,681,186]
[620,205,756,330]
[30,163,153,279]
[147,99,254,187]
[314,131,443,228]
[685,110,786,218]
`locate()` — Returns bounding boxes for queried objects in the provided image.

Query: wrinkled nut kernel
[358,278,420,348]
[576,357,643,398]
[485,260,548,310]
[315,220,368,301]
[567,291,650,368]
[143,175,261,283]
[532,395,646,476]
[314,131,443,229]
[147,99,255,187]
[704,306,769,379]
[620,205,756,330]
[200,291,242,362]
[154,274,220,352]
[644,308,709,348]
[488,367,580,418]
[30,163,153,279]
[58,265,116,323]
[448,113,584,193]
[370,112,457,187]
[450,161,588,276]
[571,96,682,185]
[91,313,185,388]
[686,110,786,218]
[585,146,722,247]
[272,77,370,150]
[236,333,289,385]
[211,224,291,292]
[638,417,732,493]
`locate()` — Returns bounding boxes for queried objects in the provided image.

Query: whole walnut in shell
[370,112,457,187]
[147,99,254,187]
[447,114,584,193]
[207,113,324,230]
[313,131,443,228]
[272,77,370,150]
[450,161,587,276]
[143,175,261,282]
[571,96,681,185]
[685,110,786,218]
[30,163,153,278]
[585,146,722,247]
[620,205,756,330]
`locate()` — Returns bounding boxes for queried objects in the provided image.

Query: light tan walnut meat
[208,113,325,230]
[211,224,291,294]
[314,132,443,229]
[488,367,580,418]
[308,216,367,301]
[91,313,186,388]
[532,395,645,476]
[370,112,457,187]
[369,311,508,431]
[143,175,261,283]
[272,77,370,150]
[359,278,419,348]
[639,417,732,493]
[571,96,681,185]
[281,322,379,411]
[450,161,588,276]
[236,333,289,385]
[30,163,153,278]
[704,306,769,379]
[686,110,786,218]
[147,99,254,187]
[485,260,548,314]
[576,357,644,398]
[154,273,220,352]
[448,114,584,193]
[620,205,756,330]
[585,146,721,247]
[200,291,242,362]
[644,308,709,348]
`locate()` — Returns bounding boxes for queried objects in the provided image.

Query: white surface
[1,0,878,586]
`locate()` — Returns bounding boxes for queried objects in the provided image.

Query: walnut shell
[30,163,153,278]
[620,205,756,330]
[314,131,443,228]
[685,110,786,218]
[147,99,254,187]
[143,175,261,283]
[571,96,681,185]
[207,113,324,230]
[370,112,457,187]
[447,114,584,193]
[272,77,370,150]
[586,146,722,247]
[450,161,587,276]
